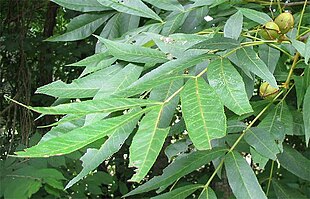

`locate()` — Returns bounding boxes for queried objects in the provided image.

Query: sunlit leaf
[181,78,226,150]
[224,11,243,40]
[151,184,202,199]
[208,58,253,115]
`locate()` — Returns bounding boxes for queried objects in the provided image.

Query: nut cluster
[259,12,294,40]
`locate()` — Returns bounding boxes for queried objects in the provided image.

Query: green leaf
[96,36,169,64]
[117,53,211,97]
[125,148,226,197]
[272,180,307,199]
[305,37,310,64]
[237,47,278,88]
[151,184,203,199]
[85,64,143,125]
[238,7,272,24]
[161,11,188,36]
[198,187,217,199]
[30,98,161,115]
[250,147,268,169]
[224,11,243,40]
[67,52,110,67]
[258,44,280,73]
[36,65,122,98]
[181,78,226,150]
[208,58,253,115]
[192,37,240,50]
[15,107,153,157]
[147,33,208,58]
[143,0,184,11]
[97,0,162,22]
[291,39,306,57]
[259,101,293,138]
[99,13,140,40]
[51,0,111,12]
[244,128,280,160]
[65,108,141,189]
[304,86,310,146]
[225,151,267,199]
[47,13,113,41]
[277,145,310,181]
[129,106,170,182]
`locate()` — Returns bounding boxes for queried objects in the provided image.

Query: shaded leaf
[277,145,310,181]
[272,180,307,199]
[125,148,227,196]
[304,86,310,146]
[151,184,202,199]
[47,13,113,41]
[198,187,217,199]
[208,58,253,115]
[181,78,226,150]
[96,36,169,64]
[225,151,267,199]
[258,44,280,73]
[51,0,110,12]
[244,127,280,160]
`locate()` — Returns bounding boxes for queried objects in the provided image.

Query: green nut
[259,22,280,40]
[259,82,279,100]
[274,12,294,34]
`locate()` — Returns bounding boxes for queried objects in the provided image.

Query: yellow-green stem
[266,160,275,195]
[283,52,300,88]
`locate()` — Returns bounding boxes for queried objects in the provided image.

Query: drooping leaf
[96,36,169,64]
[125,148,227,196]
[129,106,170,182]
[142,0,184,11]
[97,0,162,21]
[51,0,111,12]
[15,107,153,157]
[181,78,226,150]
[258,44,280,73]
[244,127,280,160]
[47,13,114,41]
[36,65,122,98]
[304,86,310,146]
[237,47,278,88]
[225,151,267,199]
[238,7,272,24]
[65,108,141,189]
[291,39,306,57]
[192,37,240,50]
[277,145,310,181]
[272,180,307,199]
[30,98,161,115]
[224,11,243,40]
[208,58,253,115]
[151,184,203,199]
[198,187,217,199]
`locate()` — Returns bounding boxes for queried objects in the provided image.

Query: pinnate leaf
[225,151,267,199]
[208,58,253,115]
[129,106,170,182]
[181,78,226,150]
[15,107,153,157]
